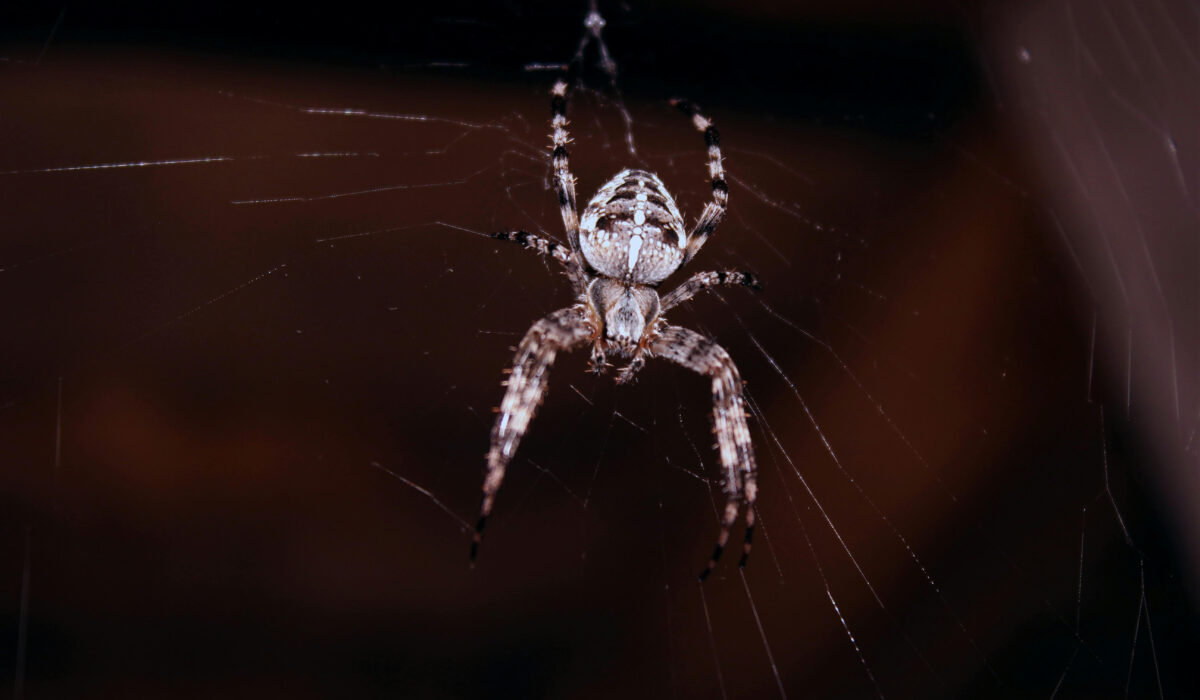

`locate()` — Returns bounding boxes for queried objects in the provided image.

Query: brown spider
[472,80,760,581]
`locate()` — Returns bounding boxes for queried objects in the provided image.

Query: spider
[471,80,760,581]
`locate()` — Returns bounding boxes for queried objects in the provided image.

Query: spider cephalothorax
[472,81,760,580]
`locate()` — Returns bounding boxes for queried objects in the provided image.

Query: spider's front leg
[472,305,596,562]
[650,325,758,580]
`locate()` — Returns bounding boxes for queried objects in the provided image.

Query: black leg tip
[738,525,754,568]
[470,516,486,562]
[698,544,724,581]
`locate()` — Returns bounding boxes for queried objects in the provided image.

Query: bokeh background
[1,1,1197,698]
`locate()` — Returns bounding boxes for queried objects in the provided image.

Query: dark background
[1,1,1197,698]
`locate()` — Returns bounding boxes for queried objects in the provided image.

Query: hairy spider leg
[491,229,584,282]
[551,81,589,294]
[669,99,727,265]
[660,270,761,312]
[651,325,757,581]
[472,306,596,562]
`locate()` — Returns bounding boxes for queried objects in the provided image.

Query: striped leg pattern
[660,270,760,312]
[650,325,757,580]
[492,229,583,282]
[550,81,587,279]
[472,306,597,561]
[669,98,728,264]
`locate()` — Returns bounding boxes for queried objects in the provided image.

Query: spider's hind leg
[534,81,592,295]
[668,98,727,265]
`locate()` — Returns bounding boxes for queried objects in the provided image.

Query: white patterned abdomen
[579,169,687,285]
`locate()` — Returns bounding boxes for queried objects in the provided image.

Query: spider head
[588,278,659,352]
[579,168,687,285]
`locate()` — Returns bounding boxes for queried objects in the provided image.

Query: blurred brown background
[1,1,1196,698]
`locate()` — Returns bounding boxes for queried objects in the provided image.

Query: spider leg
[473,305,596,562]
[669,98,727,265]
[660,270,761,313]
[588,341,609,374]
[550,81,590,294]
[492,229,584,281]
[650,325,757,580]
[613,354,645,384]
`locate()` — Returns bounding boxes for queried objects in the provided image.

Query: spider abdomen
[579,168,687,285]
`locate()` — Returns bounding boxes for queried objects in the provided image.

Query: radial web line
[697,584,729,700]
[746,377,943,688]
[738,569,788,700]
[370,461,470,533]
[796,498,884,699]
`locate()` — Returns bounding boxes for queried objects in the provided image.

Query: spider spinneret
[473,81,760,581]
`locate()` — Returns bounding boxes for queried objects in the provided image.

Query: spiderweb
[1,1,1196,698]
